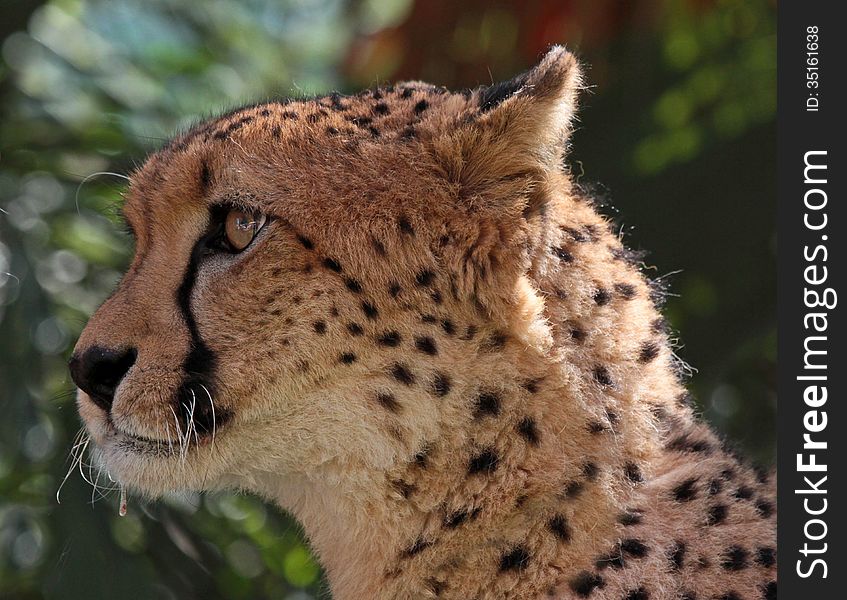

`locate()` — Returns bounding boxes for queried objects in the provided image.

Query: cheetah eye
[220,209,267,252]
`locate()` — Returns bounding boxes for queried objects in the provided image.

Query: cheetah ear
[434,46,582,210]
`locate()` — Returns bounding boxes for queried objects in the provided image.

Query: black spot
[571,327,586,342]
[420,314,437,324]
[328,92,347,111]
[416,270,435,287]
[588,421,607,434]
[615,282,637,299]
[522,378,541,393]
[377,331,402,347]
[426,578,446,596]
[199,161,212,193]
[468,448,499,474]
[281,110,298,120]
[339,352,356,364]
[345,278,363,293]
[392,479,415,498]
[553,246,574,263]
[482,331,508,351]
[717,594,742,600]
[462,325,477,340]
[391,363,415,385]
[561,226,587,242]
[756,547,775,568]
[621,539,648,558]
[361,301,379,320]
[707,504,728,525]
[323,258,342,272]
[517,417,540,445]
[296,235,314,250]
[401,537,432,558]
[733,485,754,500]
[638,341,660,363]
[431,372,451,397]
[593,288,611,306]
[582,462,600,481]
[441,319,455,336]
[499,546,530,572]
[371,236,387,256]
[430,289,443,305]
[672,478,699,502]
[666,434,713,455]
[346,115,372,127]
[619,511,643,526]
[548,514,571,542]
[593,366,613,387]
[415,336,438,356]
[414,445,431,467]
[414,99,429,114]
[444,509,471,529]
[624,462,643,484]
[373,102,390,115]
[755,499,774,518]
[668,541,686,570]
[624,588,649,600]
[721,546,749,571]
[762,581,777,600]
[398,216,415,235]
[313,321,327,334]
[389,282,402,297]
[564,480,584,498]
[326,126,339,135]
[708,478,723,496]
[377,392,400,412]
[569,571,605,597]
[347,322,364,336]
[474,392,500,417]
[401,87,414,98]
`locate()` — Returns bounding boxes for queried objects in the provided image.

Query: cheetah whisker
[57,429,90,503]
[74,171,130,215]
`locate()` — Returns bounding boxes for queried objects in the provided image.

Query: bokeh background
[0,0,776,598]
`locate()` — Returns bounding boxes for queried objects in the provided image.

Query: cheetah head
[70,47,582,498]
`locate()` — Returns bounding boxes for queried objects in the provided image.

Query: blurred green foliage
[0,0,776,598]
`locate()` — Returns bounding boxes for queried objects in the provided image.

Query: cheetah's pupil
[223,209,267,252]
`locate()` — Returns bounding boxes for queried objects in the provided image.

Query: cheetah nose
[68,345,137,412]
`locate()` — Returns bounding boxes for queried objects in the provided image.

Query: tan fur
[72,47,776,599]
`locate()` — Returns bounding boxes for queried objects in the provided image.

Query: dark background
[0,1,776,598]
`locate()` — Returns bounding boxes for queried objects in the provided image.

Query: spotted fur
[70,47,776,599]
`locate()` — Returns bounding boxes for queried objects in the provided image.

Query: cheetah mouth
[105,405,233,458]
[104,417,180,457]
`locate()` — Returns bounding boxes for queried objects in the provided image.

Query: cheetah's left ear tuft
[433,46,583,212]
[479,45,582,121]
[474,45,583,168]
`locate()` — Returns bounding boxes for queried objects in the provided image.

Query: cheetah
[69,46,776,599]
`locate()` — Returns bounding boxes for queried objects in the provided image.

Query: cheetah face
[69,47,581,497]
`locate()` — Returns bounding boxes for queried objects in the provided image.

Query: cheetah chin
[70,46,776,599]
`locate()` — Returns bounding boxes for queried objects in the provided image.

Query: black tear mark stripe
[174,207,233,432]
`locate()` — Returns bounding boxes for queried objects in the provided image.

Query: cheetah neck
[249,194,688,599]
[257,356,668,599]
